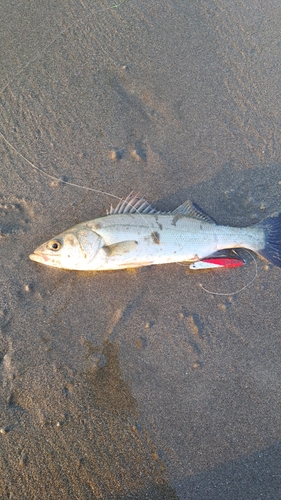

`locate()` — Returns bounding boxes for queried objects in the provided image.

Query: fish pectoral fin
[102,240,138,257]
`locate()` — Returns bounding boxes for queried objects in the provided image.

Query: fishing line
[0,0,129,197]
[199,250,258,296]
[110,0,129,8]
[1,130,157,233]
[0,0,158,229]
[0,130,123,202]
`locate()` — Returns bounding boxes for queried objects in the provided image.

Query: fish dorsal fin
[172,200,217,224]
[108,194,217,223]
[108,193,165,215]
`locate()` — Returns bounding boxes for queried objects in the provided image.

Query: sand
[1,0,281,498]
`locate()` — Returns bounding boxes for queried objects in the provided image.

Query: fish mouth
[29,252,50,264]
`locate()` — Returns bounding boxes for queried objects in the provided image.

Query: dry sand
[1,0,281,498]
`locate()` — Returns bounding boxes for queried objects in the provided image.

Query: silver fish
[29,194,281,271]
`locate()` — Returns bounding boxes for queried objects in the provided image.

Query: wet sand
[1,0,281,498]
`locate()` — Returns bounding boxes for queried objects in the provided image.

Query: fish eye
[48,239,62,251]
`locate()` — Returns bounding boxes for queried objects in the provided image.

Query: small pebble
[131,149,142,161]
[192,362,200,370]
[109,149,122,161]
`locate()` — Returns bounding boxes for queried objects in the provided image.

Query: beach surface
[1,0,281,498]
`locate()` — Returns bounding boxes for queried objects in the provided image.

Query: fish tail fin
[258,212,281,267]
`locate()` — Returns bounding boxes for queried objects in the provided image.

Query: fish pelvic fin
[258,212,281,267]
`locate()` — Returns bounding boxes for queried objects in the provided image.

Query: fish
[29,193,281,271]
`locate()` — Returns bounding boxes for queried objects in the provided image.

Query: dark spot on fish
[151,231,160,245]
[172,213,184,226]
[67,235,76,246]
[154,215,163,230]
[94,222,102,230]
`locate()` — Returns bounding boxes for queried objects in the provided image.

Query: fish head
[29,226,103,270]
